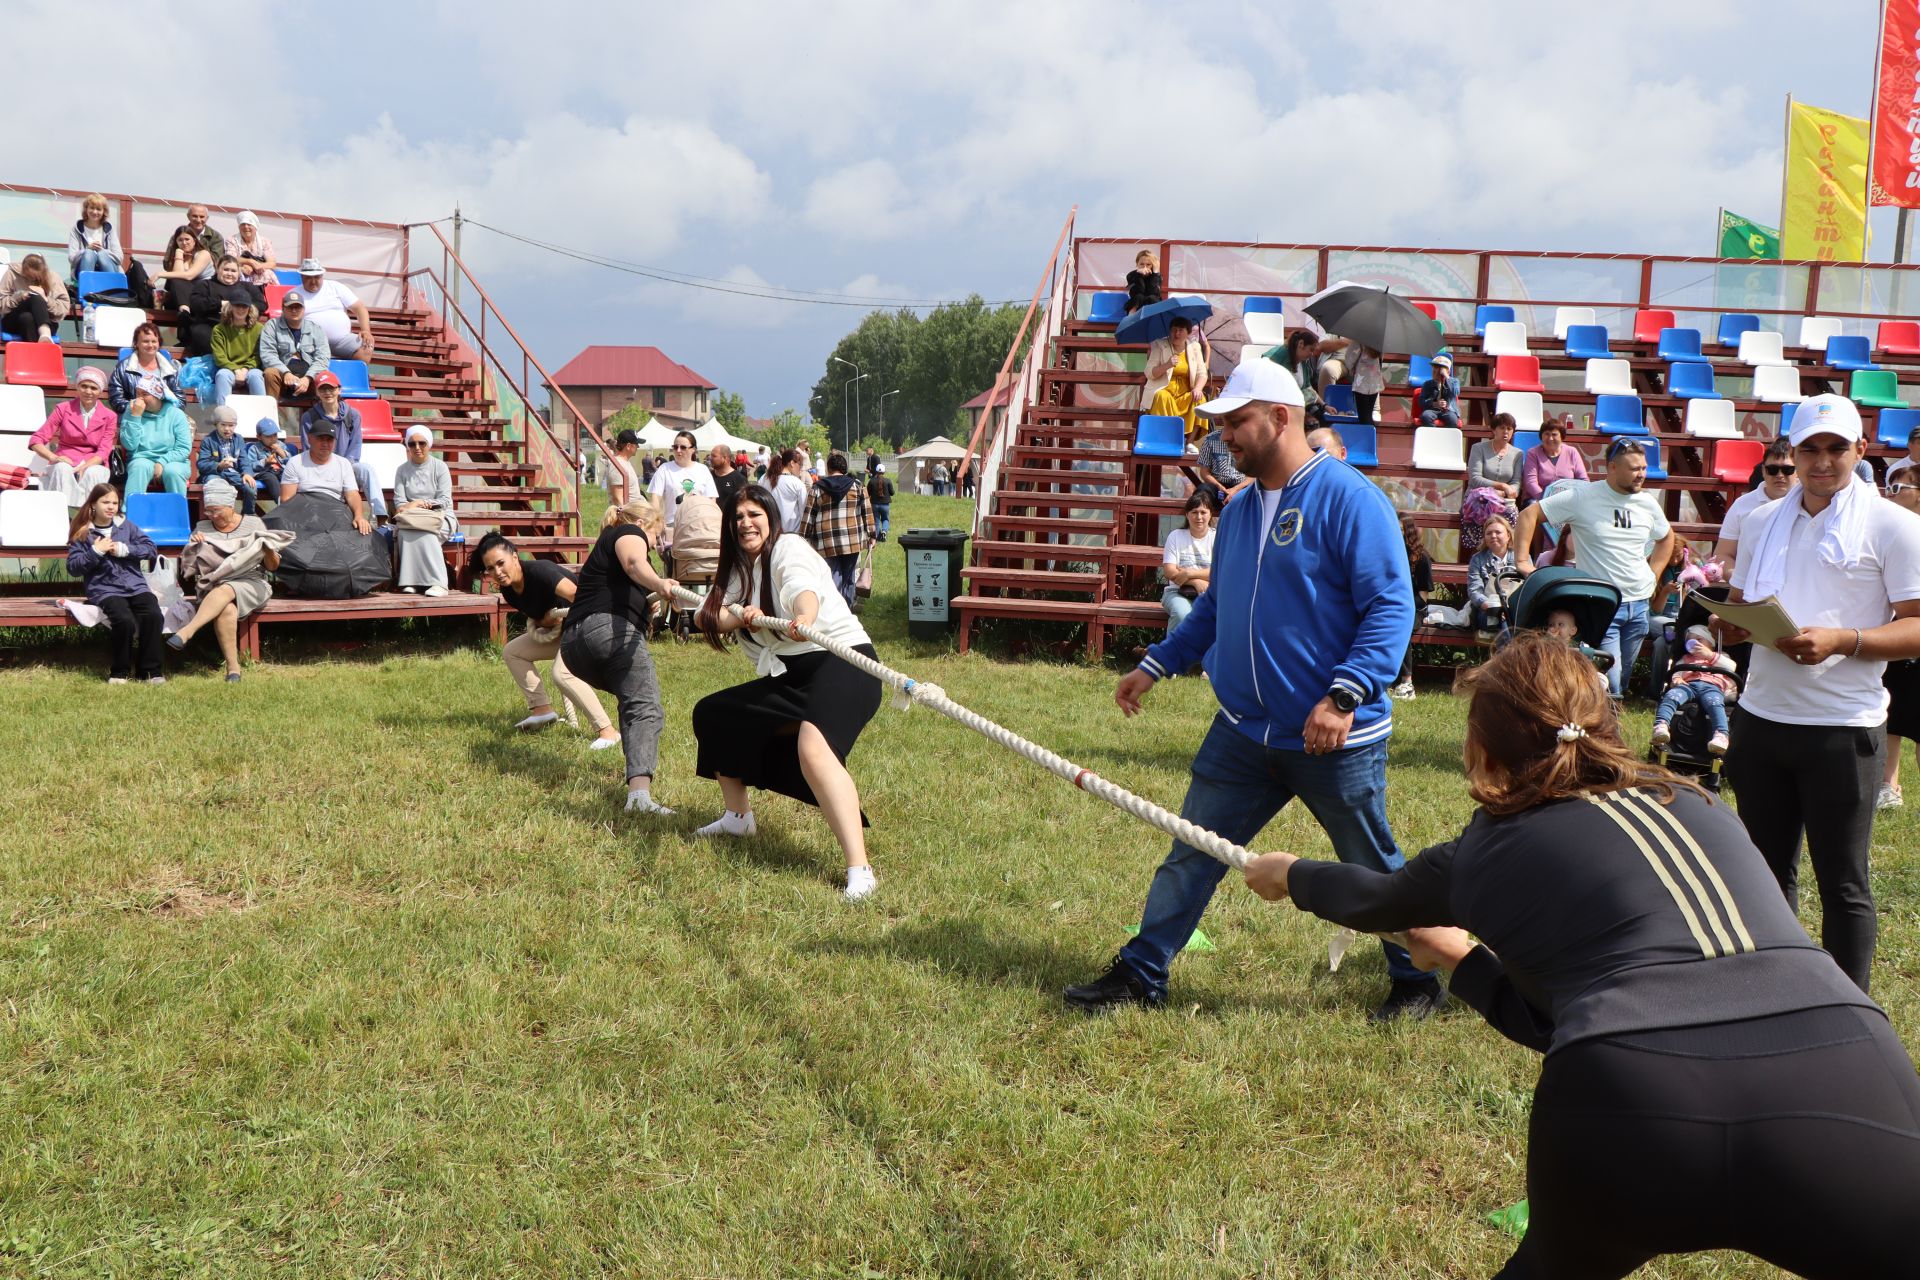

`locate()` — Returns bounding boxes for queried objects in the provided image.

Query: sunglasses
[1890,482,1916,495]
[1763,464,1796,476]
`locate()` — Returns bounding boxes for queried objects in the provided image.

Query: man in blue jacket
[1064,359,1444,1021]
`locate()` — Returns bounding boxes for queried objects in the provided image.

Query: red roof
[960,386,1009,410]
[547,345,716,390]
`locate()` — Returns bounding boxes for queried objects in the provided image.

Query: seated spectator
[196,406,262,515]
[1886,429,1920,489]
[867,463,894,541]
[27,365,115,507]
[1711,437,1795,568]
[472,531,622,748]
[1305,425,1347,460]
[1649,623,1736,756]
[1161,490,1217,630]
[165,476,281,681]
[1125,249,1163,315]
[65,484,165,684]
[300,372,386,518]
[184,204,226,264]
[1466,514,1517,633]
[1521,417,1588,503]
[605,429,642,506]
[1144,315,1208,441]
[181,255,265,358]
[392,427,454,596]
[771,449,808,533]
[225,211,277,287]
[210,298,266,405]
[259,293,327,399]
[1464,411,1523,553]
[1416,353,1460,427]
[279,416,371,534]
[67,193,123,278]
[1393,513,1431,700]
[248,419,292,504]
[119,375,192,495]
[107,322,181,414]
[0,252,70,342]
[709,445,748,504]
[1265,330,1329,427]
[288,259,373,362]
[153,225,212,312]
[1194,418,1246,503]
[802,451,876,608]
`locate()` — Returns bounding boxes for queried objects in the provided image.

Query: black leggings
[1500,1006,1920,1279]
[1,293,51,339]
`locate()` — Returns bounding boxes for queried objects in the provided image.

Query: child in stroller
[1649,624,1736,756]
[1646,585,1747,791]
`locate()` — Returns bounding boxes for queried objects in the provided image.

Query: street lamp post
[831,356,864,454]
[877,389,900,444]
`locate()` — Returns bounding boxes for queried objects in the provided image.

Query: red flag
[1870,0,1920,207]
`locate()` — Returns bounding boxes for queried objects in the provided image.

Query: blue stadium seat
[1132,414,1186,458]
[329,359,377,399]
[274,268,303,286]
[1657,328,1709,364]
[1595,394,1647,435]
[1340,423,1378,467]
[0,332,59,344]
[1717,314,1760,348]
[1406,353,1434,386]
[75,270,129,301]
[1474,304,1515,336]
[1563,325,1611,361]
[1242,296,1287,315]
[1640,438,1667,480]
[1322,384,1360,424]
[1512,429,1541,457]
[1667,362,1720,400]
[1827,334,1880,372]
[1877,407,1920,448]
[1087,293,1127,324]
[124,492,190,547]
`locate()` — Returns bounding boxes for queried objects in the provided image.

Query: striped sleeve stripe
[1138,655,1169,680]
[1343,716,1393,747]
[1603,792,1738,957]
[1331,677,1367,701]
[1622,790,1756,954]
[1585,793,1719,958]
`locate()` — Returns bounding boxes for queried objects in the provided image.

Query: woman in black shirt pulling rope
[1243,632,1920,1280]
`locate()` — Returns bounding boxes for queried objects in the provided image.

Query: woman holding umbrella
[1144,315,1209,442]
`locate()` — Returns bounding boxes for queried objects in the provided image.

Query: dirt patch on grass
[125,866,255,920]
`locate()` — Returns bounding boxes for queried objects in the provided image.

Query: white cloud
[803,160,914,238]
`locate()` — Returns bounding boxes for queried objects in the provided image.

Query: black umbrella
[264,492,392,598]
[1302,284,1443,356]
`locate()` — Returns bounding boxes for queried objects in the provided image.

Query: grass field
[0,491,1915,1277]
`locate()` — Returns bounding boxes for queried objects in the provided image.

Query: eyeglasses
[1763,464,1796,476]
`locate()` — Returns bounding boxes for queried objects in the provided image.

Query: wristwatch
[1327,686,1360,714]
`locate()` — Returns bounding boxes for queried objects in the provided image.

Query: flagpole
[1716,207,1725,257]
[1779,93,1793,257]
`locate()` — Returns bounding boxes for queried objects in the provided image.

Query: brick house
[545,346,717,447]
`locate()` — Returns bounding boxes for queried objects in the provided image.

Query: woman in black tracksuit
[1244,631,1920,1279]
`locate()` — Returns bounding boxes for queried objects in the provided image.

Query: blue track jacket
[1138,449,1412,751]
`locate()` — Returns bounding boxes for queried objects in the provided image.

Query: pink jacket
[29,398,118,466]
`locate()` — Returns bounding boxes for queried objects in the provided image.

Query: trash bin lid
[899,528,970,548]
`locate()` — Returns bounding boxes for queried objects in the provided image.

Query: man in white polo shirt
[1515,437,1676,696]
[1716,393,1920,992]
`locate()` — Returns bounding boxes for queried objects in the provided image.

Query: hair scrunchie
[1556,723,1587,743]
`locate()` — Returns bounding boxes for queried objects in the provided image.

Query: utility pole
[451,203,463,305]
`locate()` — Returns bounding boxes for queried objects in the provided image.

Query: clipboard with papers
[1697,595,1801,648]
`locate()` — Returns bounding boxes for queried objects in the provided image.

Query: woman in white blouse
[1161,491,1218,629]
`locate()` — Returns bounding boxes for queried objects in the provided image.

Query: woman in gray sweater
[1463,411,1524,554]
[392,426,455,595]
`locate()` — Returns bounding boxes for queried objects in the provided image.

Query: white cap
[1788,393,1863,446]
[236,210,258,227]
[1196,358,1305,416]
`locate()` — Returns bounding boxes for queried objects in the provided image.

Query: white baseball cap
[1787,393,1863,447]
[1196,358,1305,416]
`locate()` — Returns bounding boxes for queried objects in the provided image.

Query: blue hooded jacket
[1138,448,1412,751]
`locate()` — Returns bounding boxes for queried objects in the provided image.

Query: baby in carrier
[1650,624,1737,756]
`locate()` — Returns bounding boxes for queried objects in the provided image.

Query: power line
[459,218,1023,309]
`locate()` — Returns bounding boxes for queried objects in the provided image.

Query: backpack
[670,493,722,580]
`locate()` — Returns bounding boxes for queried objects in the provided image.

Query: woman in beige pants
[474,533,621,749]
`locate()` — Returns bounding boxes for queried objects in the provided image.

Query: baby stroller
[1646,585,1747,793]
[1501,566,1620,676]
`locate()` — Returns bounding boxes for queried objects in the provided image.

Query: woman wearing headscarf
[66,484,165,685]
[391,426,455,596]
[224,211,278,287]
[165,477,284,682]
[694,485,885,901]
[119,374,192,495]
[1242,632,1920,1279]
[27,365,116,507]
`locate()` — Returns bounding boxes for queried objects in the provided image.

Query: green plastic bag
[1486,1199,1529,1238]
[1122,925,1215,954]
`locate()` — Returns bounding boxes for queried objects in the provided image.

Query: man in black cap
[606,429,642,507]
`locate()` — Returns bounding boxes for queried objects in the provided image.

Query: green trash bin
[898,527,969,640]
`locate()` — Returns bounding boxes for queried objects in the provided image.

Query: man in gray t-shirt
[279,421,372,534]
[1515,438,1676,696]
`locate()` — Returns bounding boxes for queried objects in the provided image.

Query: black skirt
[693,644,882,820]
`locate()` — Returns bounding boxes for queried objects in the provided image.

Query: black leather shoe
[1063,956,1164,1012]
[1370,977,1448,1024]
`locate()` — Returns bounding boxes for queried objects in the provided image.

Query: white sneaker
[1877,784,1904,811]
[107,677,128,685]
[624,789,675,815]
[146,676,167,686]
[424,585,449,598]
[695,810,757,838]
[515,711,559,732]
[843,865,877,902]
[1650,723,1671,748]
[589,735,621,751]
[1390,680,1416,701]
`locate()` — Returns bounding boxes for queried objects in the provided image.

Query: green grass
[0,492,1914,1277]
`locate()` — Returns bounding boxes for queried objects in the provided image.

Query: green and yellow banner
[1781,100,1869,261]
[1717,209,1781,259]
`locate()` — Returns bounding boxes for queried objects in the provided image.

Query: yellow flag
[1781,101,1869,262]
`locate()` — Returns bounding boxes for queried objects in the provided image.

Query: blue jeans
[71,249,116,277]
[874,503,890,536]
[1162,588,1193,629]
[1656,682,1728,736]
[1600,598,1650,698]
[1119,715,1425,996]
[211,366,265,405]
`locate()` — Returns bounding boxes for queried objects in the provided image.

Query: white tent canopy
[692,418,763,455]
[632,417,679,449]
[896,435,967,462]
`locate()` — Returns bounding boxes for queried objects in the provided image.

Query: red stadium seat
[1633,309,1677,343]
[1713,440,1764,484]
[1878,320,1920,355]
[1410,301,1438,321]
[264,283,293,319]
[2,342,66,388]
[1493,355,1544,391]
[355,398,400,441]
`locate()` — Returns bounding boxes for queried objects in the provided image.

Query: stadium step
[960,566,1104,593]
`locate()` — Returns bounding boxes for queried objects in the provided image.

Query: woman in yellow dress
[1144,316,1210,441]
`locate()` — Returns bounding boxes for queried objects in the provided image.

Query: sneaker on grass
[515,711,559,732]
[1877,784,1904,811]
[1062,955,1164,1012]
[1370,976,1447,1024]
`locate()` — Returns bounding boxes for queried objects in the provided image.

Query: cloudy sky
[7,0,1894,415]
